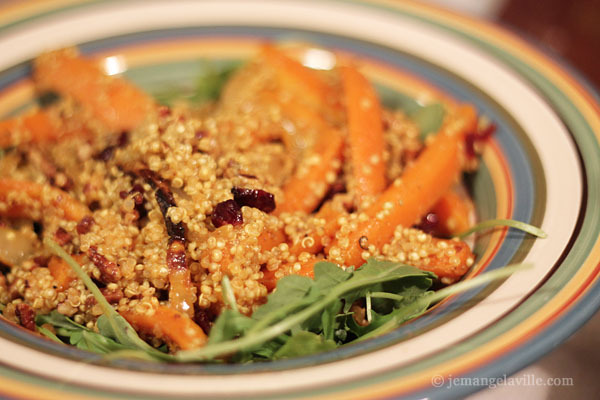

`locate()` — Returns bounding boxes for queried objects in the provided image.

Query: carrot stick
[0,179,90,222]
[260,257,319,292]
[274,103,344,214]
[429,189,474,237]
[257,227,287,252]
[0,107,91,148]
[260,44,331,108]
[47,256,77,290]
[332,105,477,267]
[340,66,386,207]
[120,305,208,351]
[288,200,346,256]
[0,110,57,148]
[33,48,154,133]
[416,238,474,282]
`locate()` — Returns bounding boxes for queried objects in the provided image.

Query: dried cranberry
[416,212,439,234]
[76,216,95,235]
[231,187,276,213]
[53,227,72,246]
[212,199,243,227]
[158,106,171,117]
[465,123,496,159]
[194,308,214,335]
[465,133,477,159]
[117,132,129,147]
[94,145,116,162]
[195,129,206,139]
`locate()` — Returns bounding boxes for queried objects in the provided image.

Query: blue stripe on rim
[0,26,539,376]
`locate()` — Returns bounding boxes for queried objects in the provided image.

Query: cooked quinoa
[0,46,483,350]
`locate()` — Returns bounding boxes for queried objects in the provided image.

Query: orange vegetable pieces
[47,256,77,291]
[257,227,287,252]
[120,305,208,351]
[333,105,477,267]
[0,179,90,222]
[288,200,346,256]
[429,189,474,237]
[274,104,344,214]
[260,257,319,292]
[340,66,387,207]
[0,111,57,148]
[417,238,474,283]
[260,44,331,108]
[167,240,196,318]
[33,48,154,133]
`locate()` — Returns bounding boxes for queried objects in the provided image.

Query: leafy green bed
[37,239,528,363]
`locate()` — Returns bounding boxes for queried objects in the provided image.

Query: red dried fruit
[465,123,496,159]
[53,227,72,246]
[212,199,243,227]
[415,212,439,234]
[231,187,276,213]
[76,216,95,235]
[158,106,171,117]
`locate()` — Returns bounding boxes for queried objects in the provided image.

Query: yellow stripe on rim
[0,81,36,116]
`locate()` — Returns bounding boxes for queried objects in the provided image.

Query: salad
[0,44,542,362]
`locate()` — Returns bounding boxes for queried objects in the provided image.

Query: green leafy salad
[37,238,533,363]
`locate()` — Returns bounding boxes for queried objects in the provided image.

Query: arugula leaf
[153,63,239,106]
[43,238,171,360]
[273,331,337,360]
[251,275,314,321]
[38,237,532,364]
[37,311,131,354]
[208,309,255,345]
[411,103,445,140]
[456,218,547,239]
[378,87,445,139]
[37,325,63,343]
[175,260,435,361]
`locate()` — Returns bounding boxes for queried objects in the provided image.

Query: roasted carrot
[274,103,344,214]
[260,44,331,109]
[0,110,57,148]
[288,199,347,256]
[260,257,319,292]
[0,179,90,222]
[429,189,474,237]
[167,240,196,318]
[258,227,288,252]
[47,255,87,291]
[416,238,474,282]
[120,305,208,350]
[340,66,387,207]
[332,105,477,268]
[201,224,286,271]
[33,48,154,133]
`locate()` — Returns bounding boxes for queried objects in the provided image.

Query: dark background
[499,0,600,89]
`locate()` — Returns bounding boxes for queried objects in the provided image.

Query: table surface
[424,0,600,398]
